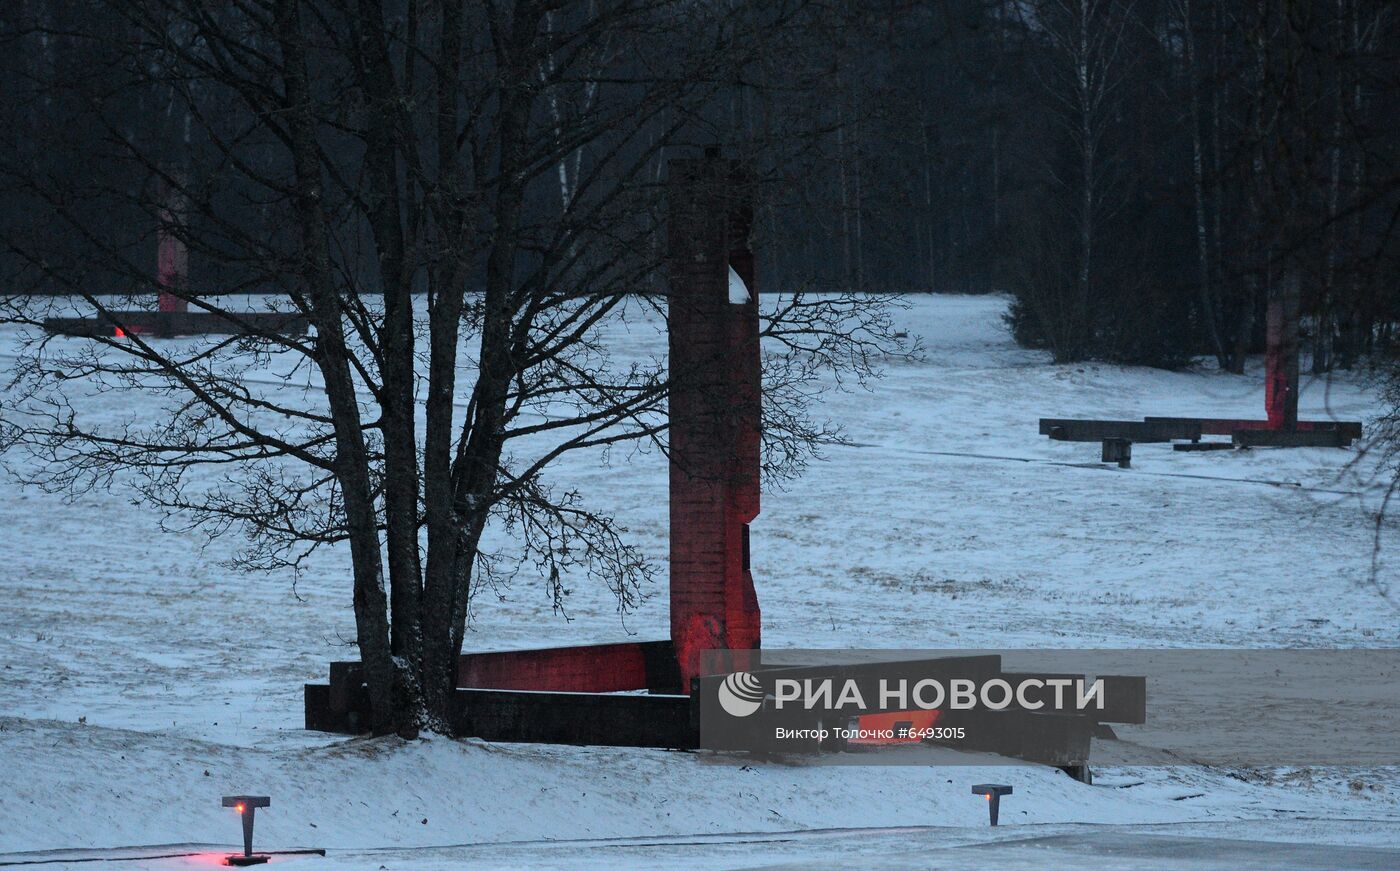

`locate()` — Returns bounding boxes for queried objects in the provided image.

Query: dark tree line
[7,2,1399,370]
[748,1,1400,370]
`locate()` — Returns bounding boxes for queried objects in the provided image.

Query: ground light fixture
[971,784,1013,826]
[221,795,271,866]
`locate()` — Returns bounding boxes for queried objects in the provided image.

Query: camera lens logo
[717,671,765,717]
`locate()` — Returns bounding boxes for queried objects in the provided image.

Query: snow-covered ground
[1,294,1397,868]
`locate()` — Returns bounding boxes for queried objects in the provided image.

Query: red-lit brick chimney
[1264,274,1300,431]
[156,177,189,313]
[667,150,761,688]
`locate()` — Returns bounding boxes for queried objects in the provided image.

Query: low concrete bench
[1145,416,1362,440]
[1040,419,1204,469]
[1234,428,1352,448]
[1039,418,1203,444]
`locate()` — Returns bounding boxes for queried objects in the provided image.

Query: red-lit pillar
[667,151,761,689]
[157,179,189,314]
[1265,274,1300,430]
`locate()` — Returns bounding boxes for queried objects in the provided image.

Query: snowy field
[2,294,1398,869]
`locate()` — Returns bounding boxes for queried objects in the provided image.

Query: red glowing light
[235,803,245,814]
[114,327,125,338]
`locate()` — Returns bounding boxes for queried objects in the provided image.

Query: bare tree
[0,0,909,735]
[1012,0,1136,361]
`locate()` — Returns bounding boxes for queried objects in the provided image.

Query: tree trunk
[1076,0,1094,360]
[352,0,424,687]
[1179,0,1227,367]
[423,0,545,729]
[273,0,402,736]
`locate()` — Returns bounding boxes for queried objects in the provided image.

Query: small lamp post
[971,784,1012,826]
[221,795,271,866]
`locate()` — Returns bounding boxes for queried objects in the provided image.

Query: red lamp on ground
[971,784,1013,826]
[220,795,271,866]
